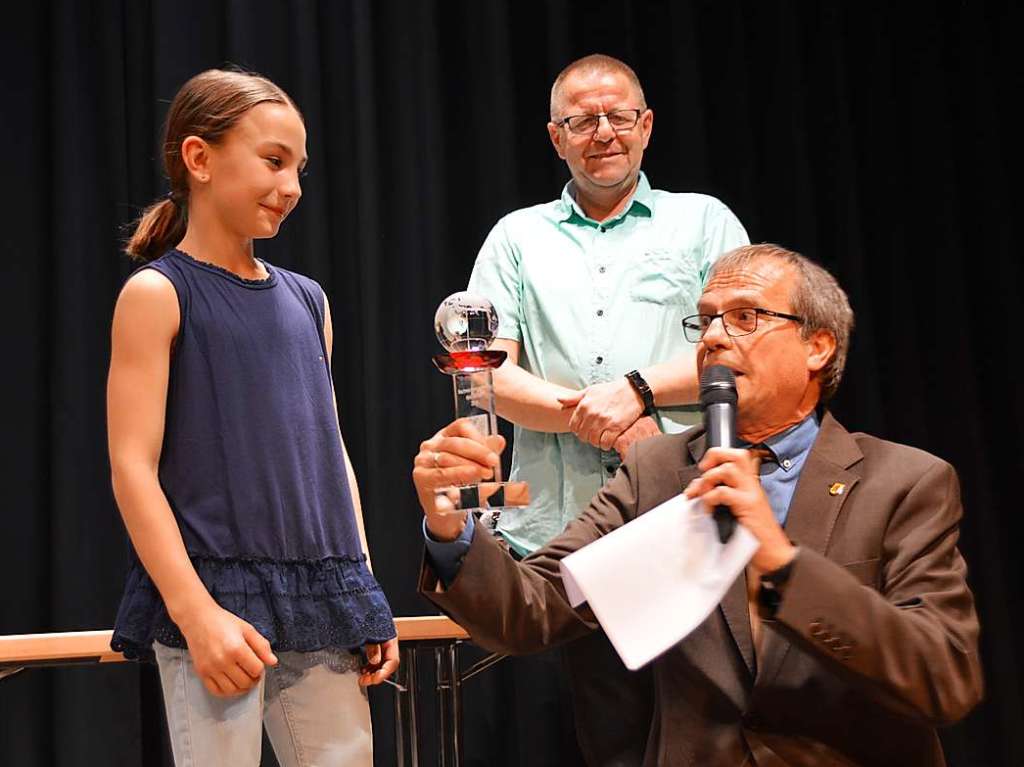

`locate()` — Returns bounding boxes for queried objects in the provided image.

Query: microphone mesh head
[699,365,738,407]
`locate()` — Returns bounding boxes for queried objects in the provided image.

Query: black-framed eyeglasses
[556,108,643,135]
[681,307,804,343]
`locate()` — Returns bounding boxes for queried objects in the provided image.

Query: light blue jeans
[153,642,372,767]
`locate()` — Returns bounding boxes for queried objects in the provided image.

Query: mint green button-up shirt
[468,172,749,555]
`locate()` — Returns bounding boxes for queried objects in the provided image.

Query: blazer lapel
[682,430,757,677]
[756,412,863,687]
[778,412,862,557]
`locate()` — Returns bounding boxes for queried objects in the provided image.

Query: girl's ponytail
[124,195,187,263]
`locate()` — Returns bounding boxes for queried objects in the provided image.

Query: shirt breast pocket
[629,249,701,306]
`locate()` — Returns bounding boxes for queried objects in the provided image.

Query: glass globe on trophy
[432,292,529,518]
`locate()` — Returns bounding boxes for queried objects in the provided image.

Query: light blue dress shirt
[746,413,821,527]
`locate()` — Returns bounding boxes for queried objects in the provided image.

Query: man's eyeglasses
[556,109,643,135]
[681,307,804,343]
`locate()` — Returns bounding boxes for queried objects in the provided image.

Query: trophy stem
[451,370,501,483]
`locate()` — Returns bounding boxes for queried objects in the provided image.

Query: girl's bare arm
[108,270,275,696]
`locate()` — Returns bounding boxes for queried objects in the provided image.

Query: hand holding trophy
[432,292,529,523]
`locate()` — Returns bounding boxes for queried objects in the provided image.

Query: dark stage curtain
[1,1,1020,765]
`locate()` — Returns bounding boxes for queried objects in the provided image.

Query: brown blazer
[421,413,983,766]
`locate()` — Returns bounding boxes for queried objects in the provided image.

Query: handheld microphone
[699,365,738,543]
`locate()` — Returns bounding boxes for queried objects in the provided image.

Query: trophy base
[434,481,530,514]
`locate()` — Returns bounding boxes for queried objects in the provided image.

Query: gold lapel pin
[828,482,846,496]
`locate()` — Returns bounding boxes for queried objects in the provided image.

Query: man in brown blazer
[413,243,983,766]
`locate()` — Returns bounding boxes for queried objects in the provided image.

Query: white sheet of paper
[560,494,758,670]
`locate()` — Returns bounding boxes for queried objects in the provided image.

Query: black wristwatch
[758,551,797,619]
[624,370,655,416]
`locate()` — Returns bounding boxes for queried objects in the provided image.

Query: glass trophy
[432,292,530,519]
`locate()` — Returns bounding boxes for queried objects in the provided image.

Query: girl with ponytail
[108,69,397,766]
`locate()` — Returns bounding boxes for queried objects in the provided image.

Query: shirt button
[596,356,604,364]
[782,458,792,469]
[598,266,606,274]
[596,309,604,317]
[599,225,606,232]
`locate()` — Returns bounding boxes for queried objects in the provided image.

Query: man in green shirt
[464,54,749,765]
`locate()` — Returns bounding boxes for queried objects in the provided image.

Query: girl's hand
[359,638,400,686]
[177,603,278,698]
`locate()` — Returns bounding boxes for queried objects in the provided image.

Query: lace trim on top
[111,554,396,662]
[169,249,278,289]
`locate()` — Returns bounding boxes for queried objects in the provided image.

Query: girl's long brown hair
[124,69,299,263]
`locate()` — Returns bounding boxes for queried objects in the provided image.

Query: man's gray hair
[549,54,646,121]
[708,244,855,402]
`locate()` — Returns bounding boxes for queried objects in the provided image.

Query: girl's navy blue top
[111,249,396,660]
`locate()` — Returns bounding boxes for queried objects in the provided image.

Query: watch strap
[625,370,655,416]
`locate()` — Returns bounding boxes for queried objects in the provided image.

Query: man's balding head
[550,54,646,121]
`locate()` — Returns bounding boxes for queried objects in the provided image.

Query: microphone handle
[704,402,737,543]
[713,505,736,543]
[704,402,736,449]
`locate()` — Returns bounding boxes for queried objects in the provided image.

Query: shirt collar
[745,412,821,472]
[556,170,654,227]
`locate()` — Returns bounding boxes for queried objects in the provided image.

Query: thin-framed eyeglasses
[681,307,805,343]
[556,108,643,135]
